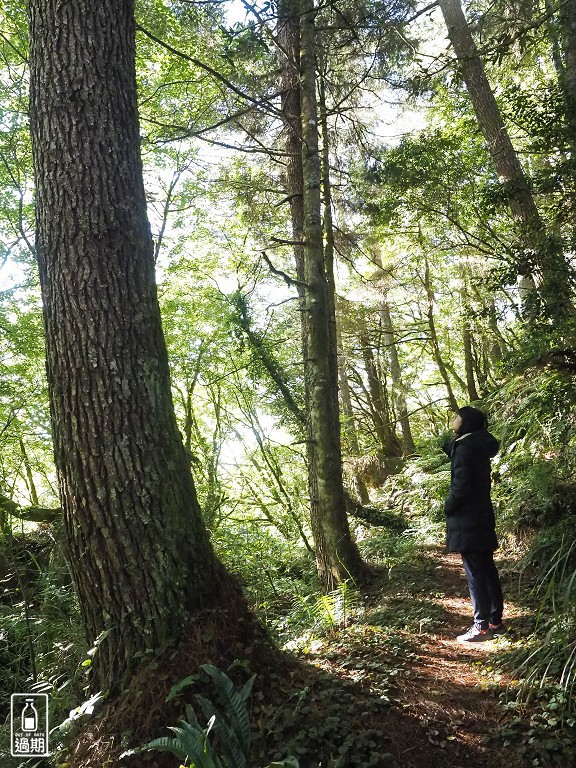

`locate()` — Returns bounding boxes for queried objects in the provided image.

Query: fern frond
[195,694,249,768]
[201,664,253,756]
[144,719,223,768]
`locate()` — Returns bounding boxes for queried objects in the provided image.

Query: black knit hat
[456,405,488,435]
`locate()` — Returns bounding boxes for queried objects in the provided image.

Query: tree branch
[0,493,61,524]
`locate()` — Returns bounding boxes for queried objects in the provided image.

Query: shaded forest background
[1,0,576,766]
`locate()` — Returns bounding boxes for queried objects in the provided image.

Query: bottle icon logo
[10,693,49,756]
[22,698,38,731]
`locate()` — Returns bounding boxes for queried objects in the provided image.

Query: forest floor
[64,545,575,768]
[293,547,537,768]
[247,544,573,768]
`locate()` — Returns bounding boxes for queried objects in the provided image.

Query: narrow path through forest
[379,550,523,767]
[296,547,559,768]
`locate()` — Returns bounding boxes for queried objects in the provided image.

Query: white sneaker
[457,625,493,643]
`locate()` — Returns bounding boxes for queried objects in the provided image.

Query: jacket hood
[456,429,499,458]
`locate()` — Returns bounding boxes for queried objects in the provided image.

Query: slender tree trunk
[319,65,371,503]
[487,298,506,364]
[278,0,306,291]
[234,293,306,425]
[19,438,39,506]
[462,321,480,401]
[546,0,576,246]
[335,305,371,505]
[423,256,459,412]
[470,282,508,365]
[28,0,234,693]
[439,0,574,318]
[373,255,415,455]
[359,323,402,458]
[553,0,576,156]
[379,298,416,455]
[459,267,480,401]
[318,61,340,424]
[299,0,366,589]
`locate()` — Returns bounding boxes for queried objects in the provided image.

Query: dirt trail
[350,548,557,768]
[291,547,538,768]
[388,552,520,766]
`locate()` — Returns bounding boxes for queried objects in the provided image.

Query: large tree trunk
[28,0,233,693]
[298,0,366,589]
[439,0,574,318]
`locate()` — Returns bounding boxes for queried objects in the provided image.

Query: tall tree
[28,0,236,693]
[277,0,367,588]
[438,0,575,318]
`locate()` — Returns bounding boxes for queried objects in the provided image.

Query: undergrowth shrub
[212,522,316,611]
[130,664,297,768]
[0,527,86,767]
[498,520,576,719]
[488,369,576,531]
[371,447,451,524]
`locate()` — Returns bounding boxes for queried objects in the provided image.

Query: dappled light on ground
[57,547,572,768]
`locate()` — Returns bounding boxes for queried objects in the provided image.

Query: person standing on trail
[443,406,506,643]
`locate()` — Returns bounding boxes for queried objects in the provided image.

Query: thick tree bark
[439,0,574,318]
[28,0,233,693]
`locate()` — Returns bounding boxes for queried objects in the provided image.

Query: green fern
[195,664,255,768]
[316,581,360,629]
[287,581,360,635]
[139,665,298,768]
[145,713,222,768]
[512,533,576,715]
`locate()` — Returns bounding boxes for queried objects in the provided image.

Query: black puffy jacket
[443,429,499,553]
